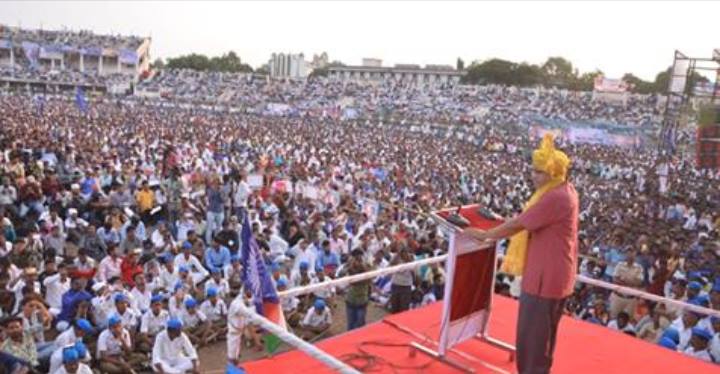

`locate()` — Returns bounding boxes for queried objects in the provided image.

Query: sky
[1,1,719,81]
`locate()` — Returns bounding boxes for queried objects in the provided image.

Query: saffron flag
[240,213,286,332]
[436,205,501,355]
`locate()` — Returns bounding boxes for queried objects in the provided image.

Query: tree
[456,58,465,71]
[570,70,603,91]
[513,63,544,86]
[150,58,164,70]
[622,73,656,94]
[541,57,577,87]
[463,58,516,85]
[165,51,252,73]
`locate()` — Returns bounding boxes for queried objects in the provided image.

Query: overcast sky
[1,1,719,80]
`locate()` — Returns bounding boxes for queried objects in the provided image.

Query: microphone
[446,205,470,228]
[477,207,502,221]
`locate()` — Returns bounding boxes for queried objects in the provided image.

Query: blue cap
[62,347,79,364]
[661,328,680,344]
[167,317,183,330]
[108,314,121,327]
[151,294,164,304]
[179,265,189,273]
[114,293,128,303]
[271,262,281,272]
[185,297,197,308]
[277,278,288,288]
[658,337,677,350]
[207,287,218,298]
[74,341,87,358]
[231,255,241,263]
[75,319,93,333]
[688,281,702,291]
[314,299,326,310]
[692,327,713,340]
[182,241,193,250]
[174,281,184,292]
[299,261,309,270]
[211,267,221,274]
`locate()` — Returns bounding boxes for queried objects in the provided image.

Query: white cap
[91,282,107,292]
[71,184,80,190]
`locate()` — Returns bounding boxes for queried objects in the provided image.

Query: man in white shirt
[204,269,230,299]
[53,344,93,374]
[682,327,715,363]
[157,255,181,293]
[233,175,251,219]
[55,318,94,350]
[670,309,702,350]
[174,243,209,285]
[130,274,152,314]
[8,267,41,314]
[227,294,249,364]
[180,298,211,347]
[176,213,197,244]
[138,295,169,353]
[98,247,122,283]
[300,299,332,340]
[200,287,228,337]
[152,317,200,374]
[97,315,144,374]
[44,262,71,316]
[112,294,141,335]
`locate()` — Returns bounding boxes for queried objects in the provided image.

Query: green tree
[456,57,465,71]
[165,51,252,73]
[541,57,577,87]
[150,58,165,70]
[309,60,347,78]
[463,58,516,85]
[570,70,603,91]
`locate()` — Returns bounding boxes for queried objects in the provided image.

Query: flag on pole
[75,87,89,114]
[240,213,287,335]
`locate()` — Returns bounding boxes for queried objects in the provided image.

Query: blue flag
[240,214,279,315]
[75,87,88,114]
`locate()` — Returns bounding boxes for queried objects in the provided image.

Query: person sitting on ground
[180,297,212,347]
[199,287,227,342]
[682,327,715,363]
[299,298,332,341]
[96,314,146,374]
[138,295,169,353]
[151,317,200,374]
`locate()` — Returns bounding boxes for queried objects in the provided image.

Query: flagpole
[236,303,361,374]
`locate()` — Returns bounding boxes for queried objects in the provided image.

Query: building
[328,63,464,85]
[0,25,150,93]
[362,58,382,67]
[268,52,308,79]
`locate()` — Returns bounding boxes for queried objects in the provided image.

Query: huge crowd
[0,79,716,373]
[136,70,665,128]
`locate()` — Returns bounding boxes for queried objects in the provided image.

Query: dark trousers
[517,292,566,374]
[345,302,367,331]
[390,284,412,313]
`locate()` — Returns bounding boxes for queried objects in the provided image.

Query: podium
[408,205,516,373]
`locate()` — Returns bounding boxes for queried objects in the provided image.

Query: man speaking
[466,134,578,374]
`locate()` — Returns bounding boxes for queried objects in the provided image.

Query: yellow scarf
[500,134,570,276]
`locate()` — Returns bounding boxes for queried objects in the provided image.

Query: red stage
[243,296,719,373]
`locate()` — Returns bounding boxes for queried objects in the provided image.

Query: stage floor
[242,296,719,373]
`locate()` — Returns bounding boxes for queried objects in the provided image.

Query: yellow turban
[501,134,571,276]
[532,134,570,181]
